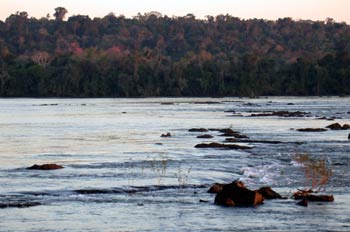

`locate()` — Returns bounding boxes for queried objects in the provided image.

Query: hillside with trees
[0,8,349,97]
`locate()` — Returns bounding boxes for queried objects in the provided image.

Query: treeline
[0,8,349,97]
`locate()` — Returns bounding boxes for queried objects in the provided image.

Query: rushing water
[0,97,349,231]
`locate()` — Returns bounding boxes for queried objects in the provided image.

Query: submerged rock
[297,199,308,207]
[250,111,309,117]
[197,134,214,139]
[214,181,264,207]
[296,128,327,132]
[0,202,41,208]
[195,142,251,150]
[188,128,208,132]
[293,190,334,202]
[27,164,64,170]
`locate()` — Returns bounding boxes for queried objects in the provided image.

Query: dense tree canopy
[0,9,349,97]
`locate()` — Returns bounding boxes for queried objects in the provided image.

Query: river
[0,97,349,231]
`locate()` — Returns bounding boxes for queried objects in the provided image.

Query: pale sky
[1,0,349,23]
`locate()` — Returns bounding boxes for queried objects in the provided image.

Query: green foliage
[0,9,350,97]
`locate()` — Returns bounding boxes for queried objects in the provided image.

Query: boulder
[27,164,64,170]
[326,123,350,130]
[161,132,171,137]
[326,123,343,130]
[214,181,264,207]
[348,133,350,140]
[197,134,214,139]
[343,124,350,130]
[257,187,283,199]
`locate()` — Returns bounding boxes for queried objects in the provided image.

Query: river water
[0,97,349,231]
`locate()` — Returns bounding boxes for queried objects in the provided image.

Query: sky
[1,0,350,23]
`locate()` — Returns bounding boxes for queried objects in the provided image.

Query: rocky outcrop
[297,128,327,132]
[27,164,64,170]
[214,181,264,207]
[0,202,41,208]
[250,111,309,117]
[326,123,350,130]
[195,142,251,150]
[197,134,214,139]
[188,128,208,132]
[292,190,334,202]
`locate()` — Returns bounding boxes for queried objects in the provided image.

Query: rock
[257,187,283,199]
[215,181,264,207]
[195,142,251,150]
[348,133,350,140]
[161,132,171,137]
[225,138,285,144]
[296,128,327,132]
[297,199,308,207]
[27,164,64,170]
[326,123,343,130]
[197,134,214,139]
[293,190,334,202]
[343,124,350,130]
[326,123,350,130]
[199,199,209,203]
[304,195,334,202]
[250,111,309,117]
[188,128,208,132]
[0,202,41,208]
[208,183,225,194]
[220,132,249,138]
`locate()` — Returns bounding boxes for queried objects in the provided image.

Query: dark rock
[199,199,209,203]
[220,132,249,138]
[208,183,225,194]
[189,128,208,132]
[326,123,343,130]
[0,202,41,208]
[27,164,64,170]
[250,111,309,117]
[348,133,350,140]
[161,132,171,137]
[197,134,214,139]
[257,187,283,199]
[293,190,334,202]
[195,142,251,150]
[343,124,350,130]
[297,199,308,207]
[225,138,283,144]
[215,181,264,207]
[287,103,295,105]
[305,195,334,202]
[296,128,327,132]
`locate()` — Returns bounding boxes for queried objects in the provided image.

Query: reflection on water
[0,97,349,231]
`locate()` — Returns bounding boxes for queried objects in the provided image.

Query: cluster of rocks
[207,180,334,208]
[297,123,350,135]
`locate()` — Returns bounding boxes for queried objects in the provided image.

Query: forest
[0,7,349,97]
